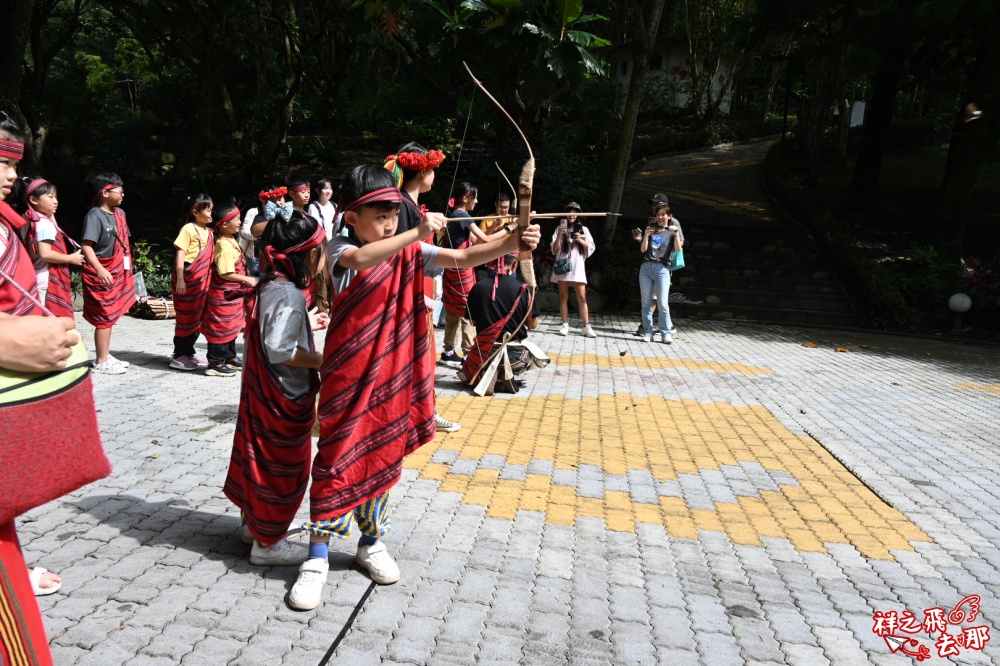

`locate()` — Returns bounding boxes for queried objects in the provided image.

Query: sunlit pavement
[19,145,1000,665]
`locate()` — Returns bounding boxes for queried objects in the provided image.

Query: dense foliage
[2,0,995,322]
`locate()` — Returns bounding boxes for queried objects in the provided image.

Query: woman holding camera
[636,201,682,343]
[551,202,596,338]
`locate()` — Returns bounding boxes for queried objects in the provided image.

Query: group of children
[6,171,137,375]
[218,148,540,611]
[5,132,541,615]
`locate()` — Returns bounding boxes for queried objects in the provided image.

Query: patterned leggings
[302,491,392,539]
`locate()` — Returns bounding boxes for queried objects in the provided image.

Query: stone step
[673,287,853,314]
[673,273,846,296]
[670,302,859,327]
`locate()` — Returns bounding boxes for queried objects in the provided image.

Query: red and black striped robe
[82,208,136,329]
[459,281,529,384]
[23,212,75,318]
[311,243,436,520]
[223,289,319,544]
[171,226,214,339]
[0,203,43,317]
[203,239,246,345]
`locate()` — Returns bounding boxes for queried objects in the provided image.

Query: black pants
[173,332,199,358]
[207,339,237,367]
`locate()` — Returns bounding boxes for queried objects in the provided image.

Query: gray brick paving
[14,141,1000,664]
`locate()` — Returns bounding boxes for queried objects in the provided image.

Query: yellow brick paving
[546,352,773,375]
[406,392,931,562]
[957,382,1000,395]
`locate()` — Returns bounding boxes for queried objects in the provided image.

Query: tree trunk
[849,42,907,204]
[938,28,1000,258]
[603,0,673,246]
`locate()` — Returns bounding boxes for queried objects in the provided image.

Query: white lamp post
[948,293,972,333]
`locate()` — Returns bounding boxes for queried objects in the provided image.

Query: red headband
[25,179,49,197]
[260,223,326,279]
[216,208,239,226]
[291,184,310,193]
[91,182,120,207]
[343,187,403,213]
[0,139,24,160]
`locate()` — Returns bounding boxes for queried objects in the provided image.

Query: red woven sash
[171,228,215,337]
[311,243,436,520]
[203,241,246,344]
[81,209,135,329]
[223,295,319,544]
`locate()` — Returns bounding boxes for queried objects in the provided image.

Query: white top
[549,223,596,285]
[239,208,258,259]
[310,201,337,240]
[32,217,58,295]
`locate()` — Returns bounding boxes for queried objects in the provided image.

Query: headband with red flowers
[383,150,446,187]
[259,186,288,201]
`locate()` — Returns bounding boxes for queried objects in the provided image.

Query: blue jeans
[639,261,673,336]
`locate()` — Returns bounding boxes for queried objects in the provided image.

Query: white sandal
[29,567,62,596]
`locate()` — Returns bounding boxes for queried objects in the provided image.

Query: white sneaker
[288,558,329,610]
[435,413,461,433]
[581,324,597,338]
[661,333,673,344]
[642,333,653,343]
[249,539,309,566]
[107,354,129,368]
[557,322,569,336]
[356,541,400,584]
[92,360,126,375]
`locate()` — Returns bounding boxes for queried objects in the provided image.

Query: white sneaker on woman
[558,322,569,336]
[642,333,653,343]
[581,325,597,338]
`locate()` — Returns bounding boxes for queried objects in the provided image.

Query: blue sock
[358,534,378,548]
[308,542,329,560]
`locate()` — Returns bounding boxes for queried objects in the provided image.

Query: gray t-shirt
[258,280,315,401]
[327,237,442,297]
[82,207,130,258]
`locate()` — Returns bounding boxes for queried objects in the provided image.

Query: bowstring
[440,81,490,370]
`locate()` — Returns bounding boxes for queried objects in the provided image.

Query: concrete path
[16,146,1000,665]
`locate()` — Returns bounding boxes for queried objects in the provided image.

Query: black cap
[565,201,582,212]
[647,193,669,205]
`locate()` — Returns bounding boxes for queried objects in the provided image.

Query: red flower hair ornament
[259,186,288,201]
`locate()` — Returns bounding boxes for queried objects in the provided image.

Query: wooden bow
[463,61,536,288]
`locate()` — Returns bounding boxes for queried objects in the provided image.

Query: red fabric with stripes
[203,241,247,344]
[0,521,53,666]
[22,213,74,318]
[459,285,526,383]
[311,243,436,520]
[0,203,43,317]
[171,228,215,338]
[223,293,319,545]
[81,209,135,328]
[441,235,474,316]
[303,277,316,309]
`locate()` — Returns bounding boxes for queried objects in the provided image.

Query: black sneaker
[438,351,463,369]
[226,357,244,371]
[206,364,237,377]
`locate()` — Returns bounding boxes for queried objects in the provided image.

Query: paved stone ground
[17,145,1000,665]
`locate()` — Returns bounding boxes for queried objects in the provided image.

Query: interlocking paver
[17,141,1000,664]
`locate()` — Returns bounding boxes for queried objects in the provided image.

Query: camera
[569,221,585,237]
